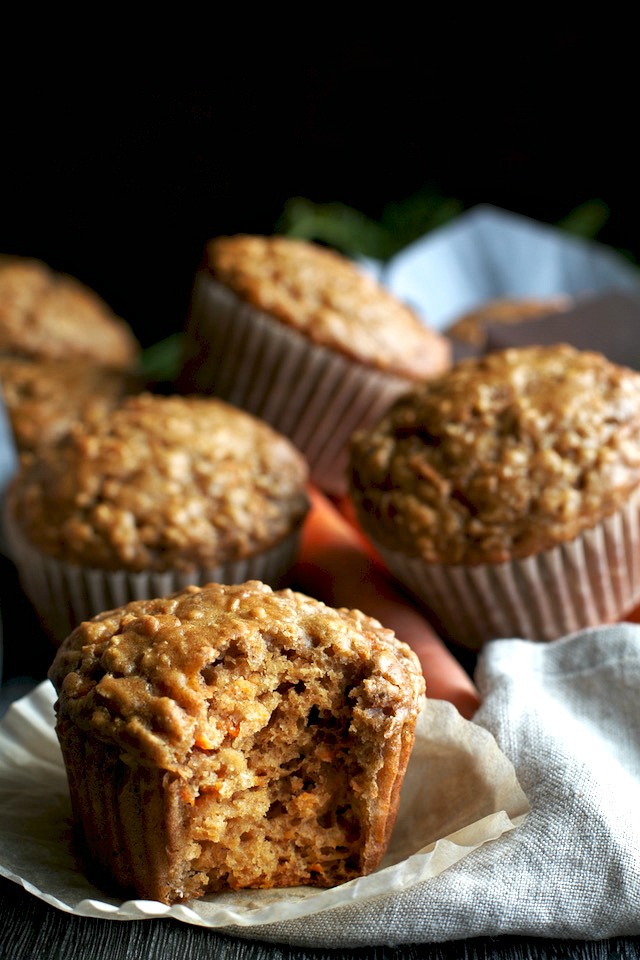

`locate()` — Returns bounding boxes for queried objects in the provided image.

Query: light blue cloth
[0,389,17,550]
[0,386,18,683]
[375,204,640,330]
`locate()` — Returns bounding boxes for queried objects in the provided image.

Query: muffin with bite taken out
[47,579,426,904]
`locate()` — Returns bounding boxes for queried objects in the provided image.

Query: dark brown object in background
[446,295,572,352]
[485,291,640,369]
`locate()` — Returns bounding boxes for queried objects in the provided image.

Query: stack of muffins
[4,241,432,901]
[8,241,640,651]
[4,238,454,644]
[0,255,141,458]
[8,232,640,906]
[1,251,323,643]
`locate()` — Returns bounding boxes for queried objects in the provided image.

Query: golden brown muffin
[204,235,450,379]
[6,393,309,640]
[178,235,452,496]
[0,356,139,456]
[0,255,140,369]
[349,344,640,646]
[445,295,572,350]
[48,580,426,904]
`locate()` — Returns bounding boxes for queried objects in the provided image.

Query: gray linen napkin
[233,623,640,946]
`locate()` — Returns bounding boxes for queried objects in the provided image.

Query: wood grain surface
[1,875,638,960]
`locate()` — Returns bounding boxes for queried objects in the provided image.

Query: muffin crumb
[49,580,425,903]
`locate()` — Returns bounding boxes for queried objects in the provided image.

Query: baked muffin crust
[349,344,640,564]
[49,580,425,902]
[0,356,138,454]
[11,393,309,571]
[0,255,139,368]
[205,235,451,380]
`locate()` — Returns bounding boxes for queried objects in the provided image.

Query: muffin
[445,295,572,351]
[6,393,309,642]
[349,344,640,648]
[178,235,451,495]
[0,356,139,456]
[47,579,426,904]
[0,254,140,369]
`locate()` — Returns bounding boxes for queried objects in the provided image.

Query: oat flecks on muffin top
[0,356,138,455]
[205,235,451,380]
[12,393,309,572]
[48,580,425,898]
[0,254,140,368]
[49,580,425,776]
[349,344,640,565]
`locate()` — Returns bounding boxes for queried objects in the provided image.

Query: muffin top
[205,235,451,380]
[0,356,139,455]
[11,393,309,571]
[48,580,425,773]
[446,295,572,349]
[0,255,140,368]
[349,344,640,565]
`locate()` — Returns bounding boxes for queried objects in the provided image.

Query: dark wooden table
[1,876,638,960]
[1,555,639,960]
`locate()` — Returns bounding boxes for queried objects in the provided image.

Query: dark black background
[2,24,637,349]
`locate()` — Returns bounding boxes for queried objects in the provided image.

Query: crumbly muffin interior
[187,638,373,891]
[49,582,425,902]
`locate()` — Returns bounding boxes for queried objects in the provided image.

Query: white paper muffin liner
[179,272,419,496]
[4,506,303,645]
[0,683,528,937]
[370,485,640,650]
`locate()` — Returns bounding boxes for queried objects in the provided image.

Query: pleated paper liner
[371,485,640,650]
[4,509,303,645]
[178,273,417,497]
[60,723,181,900]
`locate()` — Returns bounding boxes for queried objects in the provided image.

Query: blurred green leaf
[276,187,463,262]
[380,187,464,252]
[556,199,610,240]
[139,332,185,384]
[556,199,638,265]
[276,197,395,260]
